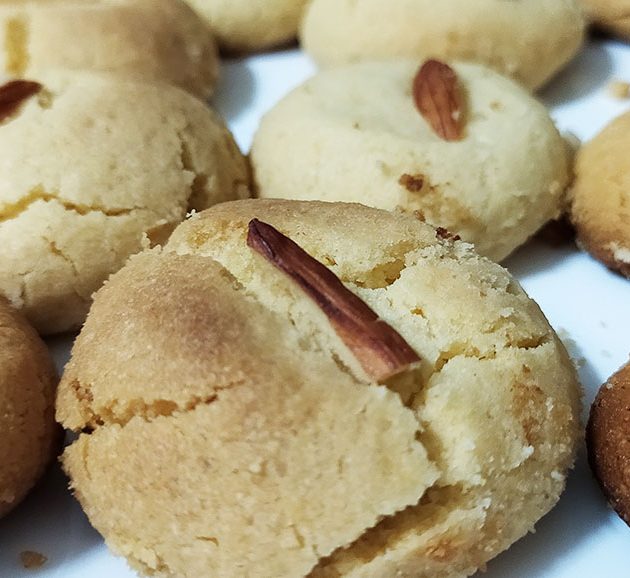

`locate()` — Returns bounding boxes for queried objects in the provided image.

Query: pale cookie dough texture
[582,0,630,38]
[0,71,249,335]
[184,0,309,53]
[0,0,219,98]
[571,111,630,278]
[0,297,58,518]
[300,0,585,90]
[252,61,571,263]
[57,199,581,578]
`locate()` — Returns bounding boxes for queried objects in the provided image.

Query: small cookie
[582,0,630,39]
[0,0,219,98]
[251,61,571,262]
[0,297,58,518]
[571,111,630,277]
[57,199,580,578]
[587,361,630,525]
[0,72,249,335]
[300,0,586,90]
[184,0,309,53]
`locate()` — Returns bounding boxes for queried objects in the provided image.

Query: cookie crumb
[398,173,425,192]
[20,551,47,569]
[435,226,461,241]
[608,80,630,99]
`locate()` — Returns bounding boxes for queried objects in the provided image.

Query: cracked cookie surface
[300,0,585,90]
[252,61,571,262]
[0,296,58,518]
[0,71,249,334]
[57,200,581,577]
[0,0,219,98]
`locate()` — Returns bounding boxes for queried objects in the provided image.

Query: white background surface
[1,40,629,577]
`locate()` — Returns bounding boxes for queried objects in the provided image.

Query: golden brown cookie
[0,0,219,99]
[0,297,58,518]
[571,111,630,278]
[587,361,630,525]
[57,199,581,578]
[582,0,630,39]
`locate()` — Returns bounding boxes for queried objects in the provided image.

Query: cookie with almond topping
[0,297,58,518]
[57,199,580,578]
[251,60,571,262]
[300,0,585,90]
[571,111,630,278]
[0,71,249,335]
[0,0,219,98]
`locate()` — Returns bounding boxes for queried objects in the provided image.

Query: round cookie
[587,360,630,525]
[300,0,586,90]
[0,72,249,335]
[571,111,630,278]
[0,297,58,518]
[57,199,581,578]
[183,0,309,53]
[251,61,571,262]
[0,0,219,99]
[581,0,630,39]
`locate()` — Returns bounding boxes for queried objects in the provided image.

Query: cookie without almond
[0,0,219,98]
[587,361,630,525]
[0,71,249,335]
[571,111,630,278]
[582,0,630,39]
[300,0,585,90]
[0,297,58,518]
[57,199,581,578]
[184,0,309,53]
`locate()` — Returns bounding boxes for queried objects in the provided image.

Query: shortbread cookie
[57,199,581,578]
[582,0,630,39]
[184,0,309,52]
[300,0,585,90]
[571,111,630,277]
[587,361,630,525]
[0,0,219,98]
[0,297,58,518]
[0,72,249,335]
[251,61,571,262]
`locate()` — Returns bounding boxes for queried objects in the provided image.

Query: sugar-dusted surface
[0,39,629,578]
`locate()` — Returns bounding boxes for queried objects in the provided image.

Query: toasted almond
[0,80,43,122]
[413,59,465,142]
[247,219,421,382]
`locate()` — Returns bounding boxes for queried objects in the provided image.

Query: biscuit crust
[0,297,58,518]
[587,361,630,525]
[571,111,630,278]
[57,200,581,577]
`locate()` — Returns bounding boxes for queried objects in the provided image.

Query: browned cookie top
[588,361,630,525]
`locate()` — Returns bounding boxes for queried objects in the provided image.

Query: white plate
[1,39,629,578]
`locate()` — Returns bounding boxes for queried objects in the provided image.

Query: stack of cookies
[1,1,628,577]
